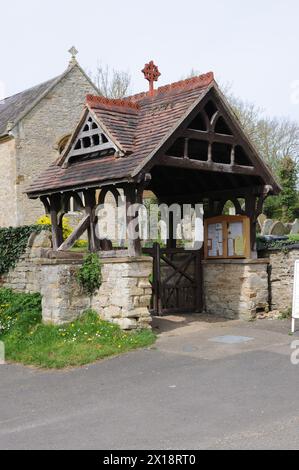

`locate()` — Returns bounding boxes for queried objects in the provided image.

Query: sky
[1,0,299,120]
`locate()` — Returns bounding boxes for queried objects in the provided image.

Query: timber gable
[27,71,280,198]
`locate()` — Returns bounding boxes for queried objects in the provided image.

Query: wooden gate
[143,243,203,315]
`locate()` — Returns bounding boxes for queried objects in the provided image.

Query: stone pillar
[203,259,269,320]
[92,257,153,329]
[40,259,90,324]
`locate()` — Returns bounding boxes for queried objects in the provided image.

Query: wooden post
[195,250,202,312]
[49,194,63,250]
[245,194,258,255]
[184,138,189,159]
[84,189,97,252]
[207,142,212,163]
[230,145,235,165]
[153,242,161,315]
[166,210,176,249]
[125,185,142,257]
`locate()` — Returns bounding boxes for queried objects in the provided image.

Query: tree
[278,156,298,222]
[91,64,131,99]
[263,157,299,222]
[228,93,299,174]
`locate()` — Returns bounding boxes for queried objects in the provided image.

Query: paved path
[1,316,299,450]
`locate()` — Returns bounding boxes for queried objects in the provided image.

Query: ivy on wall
[0,225,50,276]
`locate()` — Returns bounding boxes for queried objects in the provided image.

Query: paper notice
[217,242,223,256]
[235,235,244,256]
[208,224,216,238]
[228,238,234,256]
[228,222,243,239]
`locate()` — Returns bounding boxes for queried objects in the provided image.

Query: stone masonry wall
[0,138,17,227]
[92,258,153,330]
[203,259,269,320]
[260,247,299,314]
[4,65,97,227]
[2,232,152,330]
[40,257,153,329]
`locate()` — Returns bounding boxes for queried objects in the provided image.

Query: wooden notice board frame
[204,215,251,260]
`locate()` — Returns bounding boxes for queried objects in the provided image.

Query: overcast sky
[1,0,299,120]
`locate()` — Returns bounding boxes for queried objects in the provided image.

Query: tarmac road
[1,316,299,450]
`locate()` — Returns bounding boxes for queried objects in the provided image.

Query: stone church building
[0,50,98,227]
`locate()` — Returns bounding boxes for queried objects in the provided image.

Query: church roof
[0,60,97,138]
[27,71,280,197]
[0,76,59,137]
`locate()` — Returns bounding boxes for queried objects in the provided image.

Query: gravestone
[257,214,267,231]
[284,223,292,235]
[291,219,299,235]
[269,221,288,236]
[261,219,274,236]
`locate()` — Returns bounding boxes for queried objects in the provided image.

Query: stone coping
[202,258,270,265]
[259,243,299,252]
[38,255,153,266]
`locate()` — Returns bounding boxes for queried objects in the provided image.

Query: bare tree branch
[91,64,131,99]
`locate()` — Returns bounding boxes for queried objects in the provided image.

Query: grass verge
[0,288,156,369]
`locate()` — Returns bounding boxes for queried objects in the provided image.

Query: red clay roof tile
[27,72,214,196]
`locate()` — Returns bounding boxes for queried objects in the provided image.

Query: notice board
[204,215,251,259]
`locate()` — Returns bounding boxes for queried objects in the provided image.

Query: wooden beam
[57,214,90,251]
[183,129,236,145]
[159,155,258,176]
[41,196,50,214]
[207,89,281,193]
[160,184,272,206]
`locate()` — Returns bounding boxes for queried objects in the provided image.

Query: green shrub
[77,253,102,296]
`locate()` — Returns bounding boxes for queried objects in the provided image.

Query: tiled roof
[0,76,60,137]
[27,72,215,196]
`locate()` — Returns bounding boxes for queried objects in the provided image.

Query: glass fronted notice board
[204,215,251,259]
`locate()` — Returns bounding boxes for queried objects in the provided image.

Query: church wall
[0,138,17,226]
[14,66,96,226]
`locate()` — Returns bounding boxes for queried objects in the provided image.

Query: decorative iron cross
[142,61,161,96]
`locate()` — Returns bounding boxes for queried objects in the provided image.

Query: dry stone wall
[259,247,299,314]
